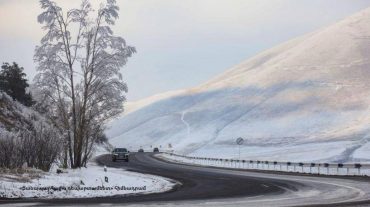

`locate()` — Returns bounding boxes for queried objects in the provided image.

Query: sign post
[236,137,244,160]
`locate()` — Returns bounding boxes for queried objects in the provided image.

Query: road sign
[235,137,244,160]
[236,137,244,145]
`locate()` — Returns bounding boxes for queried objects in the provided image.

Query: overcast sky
[1,0,370,101]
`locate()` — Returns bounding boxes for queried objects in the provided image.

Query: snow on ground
[106,7,370,164]
[188,141,357,163]
[158,153,370,176]
[0,162,175,199]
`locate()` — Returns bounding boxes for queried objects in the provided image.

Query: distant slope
[107,7,370,163]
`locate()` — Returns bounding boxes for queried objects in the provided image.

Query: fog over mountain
[107,7,370,163]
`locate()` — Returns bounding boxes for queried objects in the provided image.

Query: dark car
[138,148,144,152]
[153,147,159,153]
[112,148,129,162]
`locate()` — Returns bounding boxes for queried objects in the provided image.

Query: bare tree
[34,0,135,168]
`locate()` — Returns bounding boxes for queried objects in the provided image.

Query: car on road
[153,147,159,153]
[112,148,129,162]
[138,148,144,152]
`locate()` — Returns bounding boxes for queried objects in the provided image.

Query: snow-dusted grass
[0,162,175,199]
[158,153,370,176]
[189,141,357,163]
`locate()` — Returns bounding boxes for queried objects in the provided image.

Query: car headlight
[114,153,118,156]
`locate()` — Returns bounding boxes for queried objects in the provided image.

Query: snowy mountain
[107,8,370,163]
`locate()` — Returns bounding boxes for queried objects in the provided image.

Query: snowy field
[0,162,175,199]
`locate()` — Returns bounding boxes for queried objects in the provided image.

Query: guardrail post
[338,164,343,175]
[299,163,304,173]
[310,163,315,174]
[287,162,291,172]
[355,164,362,175]
[324,163,329,175]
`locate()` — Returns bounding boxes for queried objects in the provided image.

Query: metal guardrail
[161,152,370,176]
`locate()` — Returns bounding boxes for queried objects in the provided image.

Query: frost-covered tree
[34,0,135,168]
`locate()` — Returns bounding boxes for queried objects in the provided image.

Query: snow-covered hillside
[107,7,370,163]
[0,92,46,134]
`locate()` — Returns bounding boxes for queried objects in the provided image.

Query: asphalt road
[2,152,370,206]
[96,152,299,202]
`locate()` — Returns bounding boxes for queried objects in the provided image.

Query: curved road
[96,152,299,202]
[2,152,370,206]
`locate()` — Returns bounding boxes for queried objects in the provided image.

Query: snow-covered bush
[0,92,62,171]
